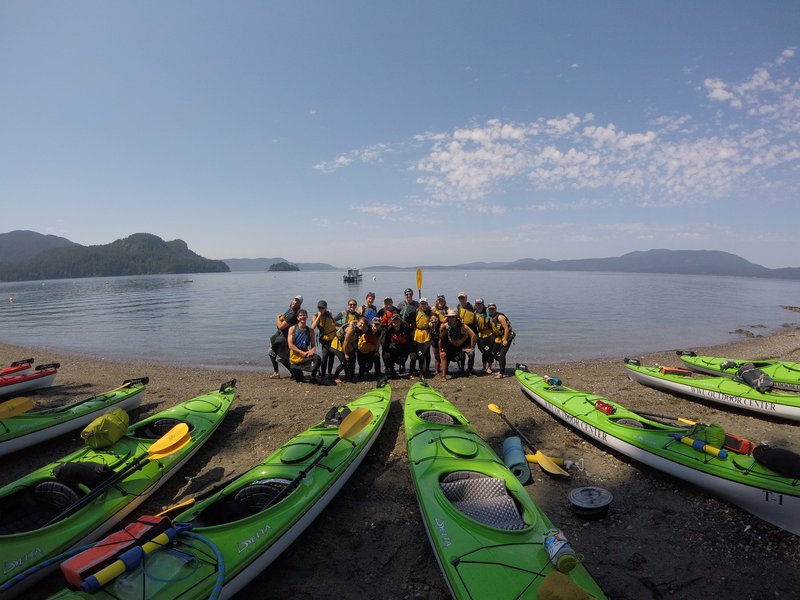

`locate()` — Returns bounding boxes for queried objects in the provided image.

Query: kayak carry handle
[623,357,641,366]
[123,377,150,387]
[516,363,530,373]
[11,358,34,367]
[219,379,236,393]
[675,350,696,357]
[36,362,61,371]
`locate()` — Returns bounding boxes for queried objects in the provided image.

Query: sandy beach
[2,324,799,600]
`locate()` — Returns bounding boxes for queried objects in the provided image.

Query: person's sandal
[268,373,280,379]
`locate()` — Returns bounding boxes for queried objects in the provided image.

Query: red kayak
[0,359,34,376]
[0,363,60,398]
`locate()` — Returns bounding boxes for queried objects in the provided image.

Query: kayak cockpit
[0,480,81,534]
[440,471,528,530]
[189,478,293,527]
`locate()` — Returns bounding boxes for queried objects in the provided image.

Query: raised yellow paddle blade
[0,396,34,419]
[416,268,422,291]
[339,407,373,439]
[147,422,191,459]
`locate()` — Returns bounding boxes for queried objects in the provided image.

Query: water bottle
[594,400,616,415]
[543,528,583,573]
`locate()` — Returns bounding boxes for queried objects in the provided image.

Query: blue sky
[1,2,798,268]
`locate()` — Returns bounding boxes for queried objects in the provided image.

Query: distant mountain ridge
[0,231,228,282]
[0,230,79,261]
[365,250,800,280]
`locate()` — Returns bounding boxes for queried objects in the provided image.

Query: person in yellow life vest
[488,302,515,379]
[456,291,477,375]
[333,298,360,326]
[473,298,495,375]
[356,317,384,380]
[287,309,322,383]
[439,309,476,381]
[412,298,433,376]
[311,300,338,383]
[432,294,449,321]
[330,318,364,383]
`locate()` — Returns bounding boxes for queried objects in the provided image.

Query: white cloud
[350,203,403,218]
[313,143,390,173]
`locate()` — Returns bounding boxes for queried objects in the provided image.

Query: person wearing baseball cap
[456,292,477,374]
[488,302,515,379]
[382,311,414,379]
[412,297,433,376]
[473,298,495,375]
[311,300,337,382]
[268,294,305,379]
[433,294,449,322]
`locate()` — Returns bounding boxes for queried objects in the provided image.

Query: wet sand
[2,324,799,599]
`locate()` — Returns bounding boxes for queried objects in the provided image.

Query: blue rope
[0,541,96,593]
[183,531,226,600]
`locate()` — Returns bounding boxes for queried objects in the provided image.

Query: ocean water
[1,270,798,370]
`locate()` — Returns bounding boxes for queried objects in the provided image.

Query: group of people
[268,289,514,384]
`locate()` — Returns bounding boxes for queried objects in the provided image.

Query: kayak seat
[440,472,526,530]
[419,410,456,425]
[137,418,185,439]
[197,479,293,526]
[0,481,80,534]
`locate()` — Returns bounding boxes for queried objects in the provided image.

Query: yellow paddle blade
[147,422,191,459]
[532,450,570,477]
[525,453,565,467]
[157,497,195,517]
[416,268,422,291]
[0,396,34,419]
[487,403,502,414]
[339,407,373,439]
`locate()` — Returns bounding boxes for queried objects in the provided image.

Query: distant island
[0,231,229,282]
[268,261,299,272]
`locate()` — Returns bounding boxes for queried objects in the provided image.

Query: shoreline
[2,327,800,599]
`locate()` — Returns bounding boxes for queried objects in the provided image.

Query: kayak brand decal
[548,404,608,442]
[237,524,272,554]
[3,547,43,575]
[435,517,452,547]
[690,387,777,412]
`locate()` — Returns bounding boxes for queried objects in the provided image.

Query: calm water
[1,270,799,370]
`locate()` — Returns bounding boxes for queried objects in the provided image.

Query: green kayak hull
[624,360,800,421]
[677,351,800,392]
[0,379,148,457]
[517,369,800,536]
[0,380,235,597]
[49,383,391,600]
[404,381,606,600]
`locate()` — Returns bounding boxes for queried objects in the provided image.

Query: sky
[1,2,799,268]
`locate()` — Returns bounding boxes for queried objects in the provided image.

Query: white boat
[343,267,363,283]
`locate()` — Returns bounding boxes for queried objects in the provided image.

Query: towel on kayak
[440,472,526,530]
[736,363,774,393]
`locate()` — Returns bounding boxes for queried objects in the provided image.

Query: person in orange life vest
[268,294,303,379]
[287,309,322,383]
[439,309,476,381]
[381,313,413,379]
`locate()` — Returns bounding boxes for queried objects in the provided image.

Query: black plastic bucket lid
[568,486,613,519]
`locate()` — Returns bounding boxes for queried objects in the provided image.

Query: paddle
[0,396,34,419]
[263,406,374,509]
[157,470,243,517]
[628,409,696,426]
[416,268,422,299]
[487,403,569,477]
[46,423,191,525]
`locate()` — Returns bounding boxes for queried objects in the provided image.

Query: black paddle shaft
[498,412,538,454]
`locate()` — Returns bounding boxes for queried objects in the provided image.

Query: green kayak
[0,380,236,597]
[517,368,800,536]
[404,381,606,600]
[0,378,149,458]
[624,358,800,422]
[677,350,800,392]
[47,382,391,600]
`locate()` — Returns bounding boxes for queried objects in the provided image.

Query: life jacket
[433,305,449,322]
[332,323,358,353]
[362,304,378,322]
[414,310,431,344]
[491,312,514,344]
[290,326,312,364]
[445,321,469,347]
[379,308,397,327]
[317,312,337,343]
[475,311,493,338]
[458,305,476,328]
[358,331,381,353]
[387,326,410,350]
